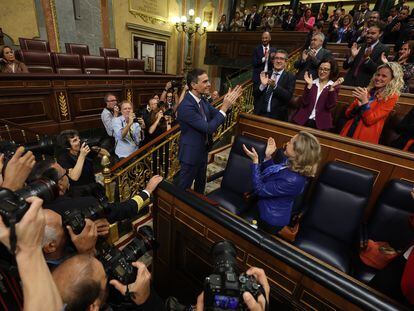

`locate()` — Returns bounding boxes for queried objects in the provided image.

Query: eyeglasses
[272,56,286,61]
[318,67,331,72]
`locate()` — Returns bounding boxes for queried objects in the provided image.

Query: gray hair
[313,33,325,42]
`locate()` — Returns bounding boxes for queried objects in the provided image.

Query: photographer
[112,100,145,160]
[195,267,270,311]
[160,81,179,109]
[148,102,173,141]
[57,129,109,195]
[52,254,164,310]
[0,148,63,310]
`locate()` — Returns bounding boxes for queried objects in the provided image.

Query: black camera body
[80,137,100,149]
[170,80,181,89]
[62,202,106,234]
[0,178,59,226]
[98,226,157,284]
[204,241,261,310]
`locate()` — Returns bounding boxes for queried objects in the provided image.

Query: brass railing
[103,80,255,202]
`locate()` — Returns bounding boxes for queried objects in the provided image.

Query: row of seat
[15,37,144,75]
[208,135,414,282]
[15,50,144,75]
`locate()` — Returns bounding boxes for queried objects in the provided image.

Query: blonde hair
[288,131,321,177]
[367,62,404,99]
[119,100,133,109]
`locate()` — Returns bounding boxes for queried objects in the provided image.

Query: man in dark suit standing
[177,69,243,193]
[256,49,296,121]
[343,23,388,87]
[252,31,277,86]
[244,4,261,31]
[294,33,332,80]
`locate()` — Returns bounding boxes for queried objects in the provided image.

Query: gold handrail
[103,81,255,202]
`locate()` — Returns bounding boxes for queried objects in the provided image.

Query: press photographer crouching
[57,129,110,197]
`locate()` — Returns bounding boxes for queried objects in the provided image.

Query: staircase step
[207,162,224,177]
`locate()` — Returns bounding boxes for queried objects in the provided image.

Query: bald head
[42,209,67,259]
[262,31,271,46]
[53,254,106,311]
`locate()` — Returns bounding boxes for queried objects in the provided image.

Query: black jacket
[255,70,296,121]
[390,107,414,151]
[294,48,332,80]
[343,41,389,87]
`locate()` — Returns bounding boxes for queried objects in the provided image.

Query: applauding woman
[293,59,343,130]
[340,62,404,144]
[296,9,315,32]
[243,132,321,234]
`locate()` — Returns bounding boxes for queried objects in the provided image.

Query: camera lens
[15,178,59,203]
[211,240,238,274]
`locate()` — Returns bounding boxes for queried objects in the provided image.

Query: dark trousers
[178,160,207,194]
[305,119,317,129]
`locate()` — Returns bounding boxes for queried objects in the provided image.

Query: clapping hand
[302,49,309,61]
[352,87,369,106]
[350,43,361,58]
[308,49,317,58]
[304,71,313,87]
[331,77,344,89]
[243,144,259,164]
[260,72,269,86]
[265,137,277,160]
[381,52,389,64]
[221,85,243,112]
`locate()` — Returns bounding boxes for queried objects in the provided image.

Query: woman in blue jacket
[243,131,321,233]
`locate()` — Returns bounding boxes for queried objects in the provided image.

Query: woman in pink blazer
[296,9,315,32]
[293,58,344,130]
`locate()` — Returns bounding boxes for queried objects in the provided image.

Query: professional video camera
[98,226,157,284]
[0,177,59,226]
[204,240,262,310]
[0,136,55,160]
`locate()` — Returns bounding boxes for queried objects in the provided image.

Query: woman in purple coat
[243,131,321,234]
[293,58,344,130]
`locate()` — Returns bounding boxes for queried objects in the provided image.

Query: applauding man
[177,68,243,193]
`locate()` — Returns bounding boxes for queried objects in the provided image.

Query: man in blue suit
[177,68,243,193]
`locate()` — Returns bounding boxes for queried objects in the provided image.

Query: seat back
[126,58,145,75]
[368,179,414,250]
[17,50,54,73]
[100,47,119,57]
[106,57,127,75]
[302,162,374,245]
[19,38,50,52]
[65,43,90,56]
[81,55,106,74]
[221,136,266,195]
[52,53,82,74]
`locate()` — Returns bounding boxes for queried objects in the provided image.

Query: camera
[0,136,55,161]
[204,240,261,310]
[80,137,100,148]
[62,192,110,234]
[0,177,59,226]
[98,226,157,284]
[170,80,181,89]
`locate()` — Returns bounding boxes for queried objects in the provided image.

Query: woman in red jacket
[340,62,404,144]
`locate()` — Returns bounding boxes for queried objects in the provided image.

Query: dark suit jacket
[294,48,332,80]
[252,45,277,85]
[282,16,297,31]
[292,82,340,130]
[343,41,389,87]
[177,93,224,166]
[256,70,296,121]
[328,27,355,45]
[244,13,261,30]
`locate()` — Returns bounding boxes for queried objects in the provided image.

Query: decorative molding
[126,88,133,102]
[126,23,172,37]
[49,0,61,52]
[57,91,70,121]
[129,11,167,25]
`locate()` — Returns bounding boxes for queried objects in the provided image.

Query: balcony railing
[103,79,254,202]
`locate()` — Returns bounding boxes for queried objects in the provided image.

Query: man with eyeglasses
[101,93,119,137]
[255,49,296,121]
